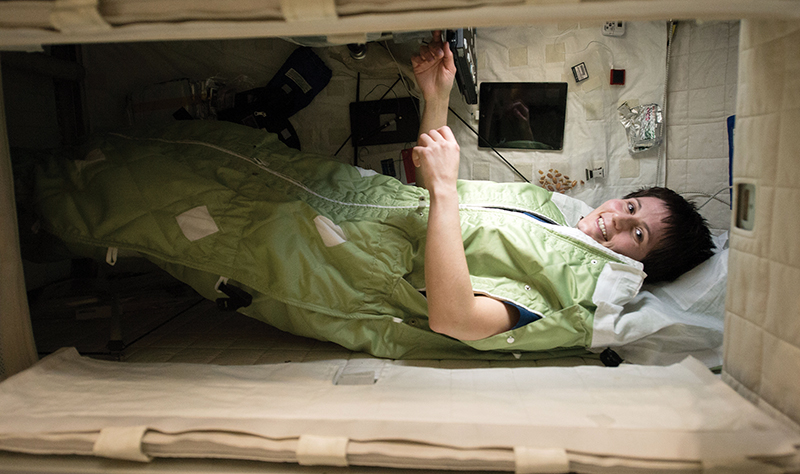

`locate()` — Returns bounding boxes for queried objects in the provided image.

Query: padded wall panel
[769,189,800,266]
[723,19,800,427]
[0,62,38,381]
[723,316,763,391]
[761,333,800,426]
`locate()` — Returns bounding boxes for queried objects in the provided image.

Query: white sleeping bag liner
[0,348,797,471]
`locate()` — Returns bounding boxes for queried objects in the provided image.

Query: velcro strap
[513,446,569,474]
[51,0,111,33]
[296,435,348,467]
[105,247,118,266]
[216,282,253,311]
[93,426,152,462]
[214,276,229,293]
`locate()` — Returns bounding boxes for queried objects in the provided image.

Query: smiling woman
[578,188,714,283]
[619,187,716,283]
[577,196,669,263]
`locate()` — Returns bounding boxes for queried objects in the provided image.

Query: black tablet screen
[478,82,567,151]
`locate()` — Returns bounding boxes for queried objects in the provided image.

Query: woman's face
[577,196,669,262]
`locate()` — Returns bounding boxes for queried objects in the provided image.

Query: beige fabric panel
[3,1,800,47]
[1,349,798,470]
[0,61,39,381]
[336,0,526,15]
[99,0,527,24]
[723,19,800,427]
[0,1,53,29]
[99,0,284,24]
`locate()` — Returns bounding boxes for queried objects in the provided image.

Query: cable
[658,20,676,188]
[334,133,351,156]
[363,83,398,101]
[381,42,418,99]
[382,41,421,120]
[683,187,732,210]
[448,106,530,183]
[566,40,616,67]
[364,76,403,102]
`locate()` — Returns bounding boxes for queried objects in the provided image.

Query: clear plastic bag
[618,102,663,153]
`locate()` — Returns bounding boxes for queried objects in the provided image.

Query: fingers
[411,146,423,167]
[426,128,445,143]
[413,44,445,64]
[437,126,455,142]
[414,30,447,63]
[417,127,456,152]
[433,31,454,65]
[417,129,446,150]
[417,130,435,147]
[419,126,454,143]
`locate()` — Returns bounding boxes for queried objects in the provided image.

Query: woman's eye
[627,202,635,213]
[635,228,644,242]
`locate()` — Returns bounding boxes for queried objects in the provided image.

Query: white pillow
[611,232,729,367]
[656,232,728,309]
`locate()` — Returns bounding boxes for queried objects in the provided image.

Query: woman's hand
[412,126,460,196]
[412,31,456,104]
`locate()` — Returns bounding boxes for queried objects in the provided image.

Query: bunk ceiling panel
[2,0,800,47]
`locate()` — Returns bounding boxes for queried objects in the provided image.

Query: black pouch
[240,112,301,150]
[228,47,332,119]
[217,47,331,150]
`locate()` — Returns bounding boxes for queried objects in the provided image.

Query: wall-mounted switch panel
[602,21,626,37]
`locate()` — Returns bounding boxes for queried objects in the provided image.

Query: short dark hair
[624,187,715,283]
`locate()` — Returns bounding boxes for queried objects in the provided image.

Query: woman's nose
[614,214,636,230]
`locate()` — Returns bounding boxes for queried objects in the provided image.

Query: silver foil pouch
[618,102,663,153]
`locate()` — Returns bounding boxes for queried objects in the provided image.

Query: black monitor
[478,82,568,151]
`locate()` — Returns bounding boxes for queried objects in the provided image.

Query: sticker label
[572,62,589,83]
[284,68,313,94]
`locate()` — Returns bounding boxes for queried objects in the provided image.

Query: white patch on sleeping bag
[314,215,347,247]
[74,149,106,172]
[355,166,378,177]
[176,205,219,242]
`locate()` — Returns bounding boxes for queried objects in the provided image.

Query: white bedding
[609,232,729,367]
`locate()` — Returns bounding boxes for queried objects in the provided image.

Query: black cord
[334,133,352,156]
[37,297,207,359]
[365,76,402,101]
[447,107,530,183]
[114,297,206,350]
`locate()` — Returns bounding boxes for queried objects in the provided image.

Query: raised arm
[412,31,456,189]
[413,127,519,340]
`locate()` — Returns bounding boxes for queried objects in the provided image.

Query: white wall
[666,20,739,231]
